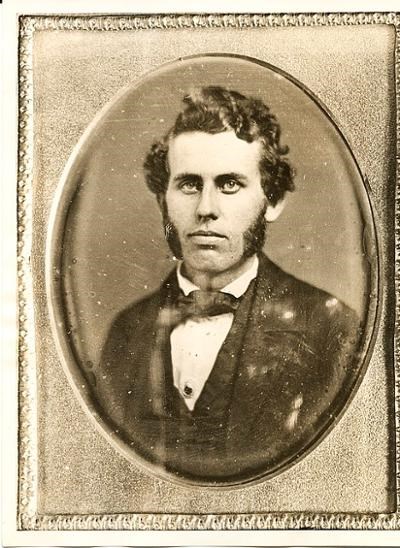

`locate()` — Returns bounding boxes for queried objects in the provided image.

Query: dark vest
[122,278,257,481]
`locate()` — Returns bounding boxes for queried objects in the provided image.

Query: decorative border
[17,12,400,531]
[394,22,400,516]
[17,511,400,531]
[18,15,38,525]
[18,12,400,31]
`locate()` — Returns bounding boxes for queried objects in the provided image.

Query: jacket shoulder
[109,266,178,332]
[110,289,162,333]
[258,254,359,322]
[255,255,361,360]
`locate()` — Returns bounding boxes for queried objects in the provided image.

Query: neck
[182,255,257,291]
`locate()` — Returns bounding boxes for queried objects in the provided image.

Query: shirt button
[183,382,194,398]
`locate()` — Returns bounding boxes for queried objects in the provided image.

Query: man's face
[164,130,267,277]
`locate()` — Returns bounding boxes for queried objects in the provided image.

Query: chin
[184,248,243,275]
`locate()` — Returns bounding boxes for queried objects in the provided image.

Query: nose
[195,183,220,220]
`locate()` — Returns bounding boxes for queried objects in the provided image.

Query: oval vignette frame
[46,53,381,488]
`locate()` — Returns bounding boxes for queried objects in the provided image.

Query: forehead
[168,131,262,177]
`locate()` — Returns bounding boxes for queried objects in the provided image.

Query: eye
[179,180,201,194]
[219,179,242,194]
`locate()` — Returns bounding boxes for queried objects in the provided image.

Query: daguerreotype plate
[6,5,400,544]
[48,54,379,486]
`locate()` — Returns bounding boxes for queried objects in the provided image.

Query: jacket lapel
[193,277,257,414]
[128,271,179,417]
[226,255,316,456]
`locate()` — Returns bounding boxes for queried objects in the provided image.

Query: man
[94,86,361,484]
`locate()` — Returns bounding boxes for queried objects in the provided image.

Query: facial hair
[161,200,267,261]
[242,204,267,258]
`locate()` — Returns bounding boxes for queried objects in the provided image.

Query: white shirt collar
[176,255,259,298]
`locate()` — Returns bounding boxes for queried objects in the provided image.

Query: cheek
[165,196,191,228]
[229,198,265,228]
[165,191,180,216]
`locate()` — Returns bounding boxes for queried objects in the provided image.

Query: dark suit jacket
[93,254,362,483]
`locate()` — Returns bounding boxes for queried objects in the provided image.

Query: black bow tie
[157,290,241,328]
[176,290,240,318]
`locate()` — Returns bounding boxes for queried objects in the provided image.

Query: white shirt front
[171,256,259,411]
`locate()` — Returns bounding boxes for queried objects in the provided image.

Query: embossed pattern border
[18,14,38,526]
[17,12,400,531]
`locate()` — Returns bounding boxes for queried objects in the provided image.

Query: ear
[265,197,287,223]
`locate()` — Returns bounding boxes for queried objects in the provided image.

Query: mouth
[188,230,227,247]
[189,230,226,238]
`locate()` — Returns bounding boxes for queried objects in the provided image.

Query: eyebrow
[171,173,202,184]
[171,172,248,183]
[215,172,248,183]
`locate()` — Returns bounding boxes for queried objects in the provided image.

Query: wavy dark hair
[143,86,295,206]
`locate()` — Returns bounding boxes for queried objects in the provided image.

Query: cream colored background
[33,24,395,514]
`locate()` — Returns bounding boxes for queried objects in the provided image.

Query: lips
[189,230,226,238]
[188,230,227,246]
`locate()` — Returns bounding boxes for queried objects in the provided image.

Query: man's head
[143,86,295,286]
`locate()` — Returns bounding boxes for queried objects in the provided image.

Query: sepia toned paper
[3,3,400,546]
